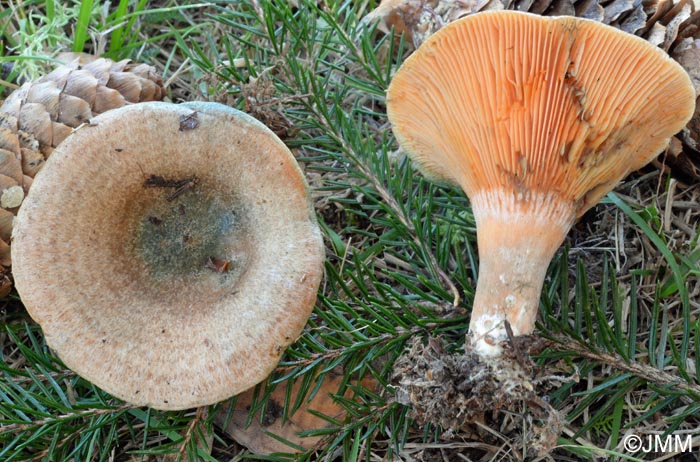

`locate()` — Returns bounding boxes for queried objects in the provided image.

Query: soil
[393,335,567,457]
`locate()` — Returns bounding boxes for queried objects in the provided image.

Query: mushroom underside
[386,11,695,354]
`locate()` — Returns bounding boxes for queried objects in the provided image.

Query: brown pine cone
[365,0,696,49]
[672,12,700,164]
[0,53,165,297]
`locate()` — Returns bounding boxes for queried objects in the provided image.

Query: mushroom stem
[467,189,576,356]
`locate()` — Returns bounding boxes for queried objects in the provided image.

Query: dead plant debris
[393,336,567,457]
[178,111,200,131]
[143,174,199,201]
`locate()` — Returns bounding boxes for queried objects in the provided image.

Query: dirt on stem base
[393,335,566,457]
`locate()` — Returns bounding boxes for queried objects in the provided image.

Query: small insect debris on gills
[205,257,231,273]
[143,174,198,201]
[179,111,200,131]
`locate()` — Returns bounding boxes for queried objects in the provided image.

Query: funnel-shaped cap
[13,102,324,408]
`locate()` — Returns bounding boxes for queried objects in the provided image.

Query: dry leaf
[216,373,376,455]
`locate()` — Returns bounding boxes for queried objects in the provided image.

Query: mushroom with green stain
[12,102,325,410]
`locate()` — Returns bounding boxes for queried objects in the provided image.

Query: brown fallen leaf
[216,373,376,455]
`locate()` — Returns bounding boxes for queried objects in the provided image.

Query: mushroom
[386,11,696,357]
[12,102,324,410]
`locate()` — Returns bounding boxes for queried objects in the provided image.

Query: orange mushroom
[387,11,695,356]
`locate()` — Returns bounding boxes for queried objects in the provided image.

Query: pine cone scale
[18,103,53,148]
[549,0,576,17]
[605,0,635,24]
[0,145,23,184]
[93,85,131,114]
[62,71,99,105]
[619,6,646,34]
[107,72,148,102]
[575,0,604,21]
[0,124,22,154]
[57,95,92,128]
[26,82,62,119]
[0,208,13,241]
[21,147,44,176]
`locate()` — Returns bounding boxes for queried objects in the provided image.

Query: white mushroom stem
[467,189,576,356]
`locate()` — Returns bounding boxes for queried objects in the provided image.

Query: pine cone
[365,0,696,48]
[367,0,700,180]
[0,54,165,297]
[673,12,700,164]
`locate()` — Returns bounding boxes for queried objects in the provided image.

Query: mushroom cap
[387,11,696,217]
[12,102,324,410]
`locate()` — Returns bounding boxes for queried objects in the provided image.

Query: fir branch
[6,369,75,385]
[177,406,210,461]
[0,403,135,434]
[548,338,700,399]
[315,115,462,307]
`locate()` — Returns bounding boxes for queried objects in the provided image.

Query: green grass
[1,1,699,461]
